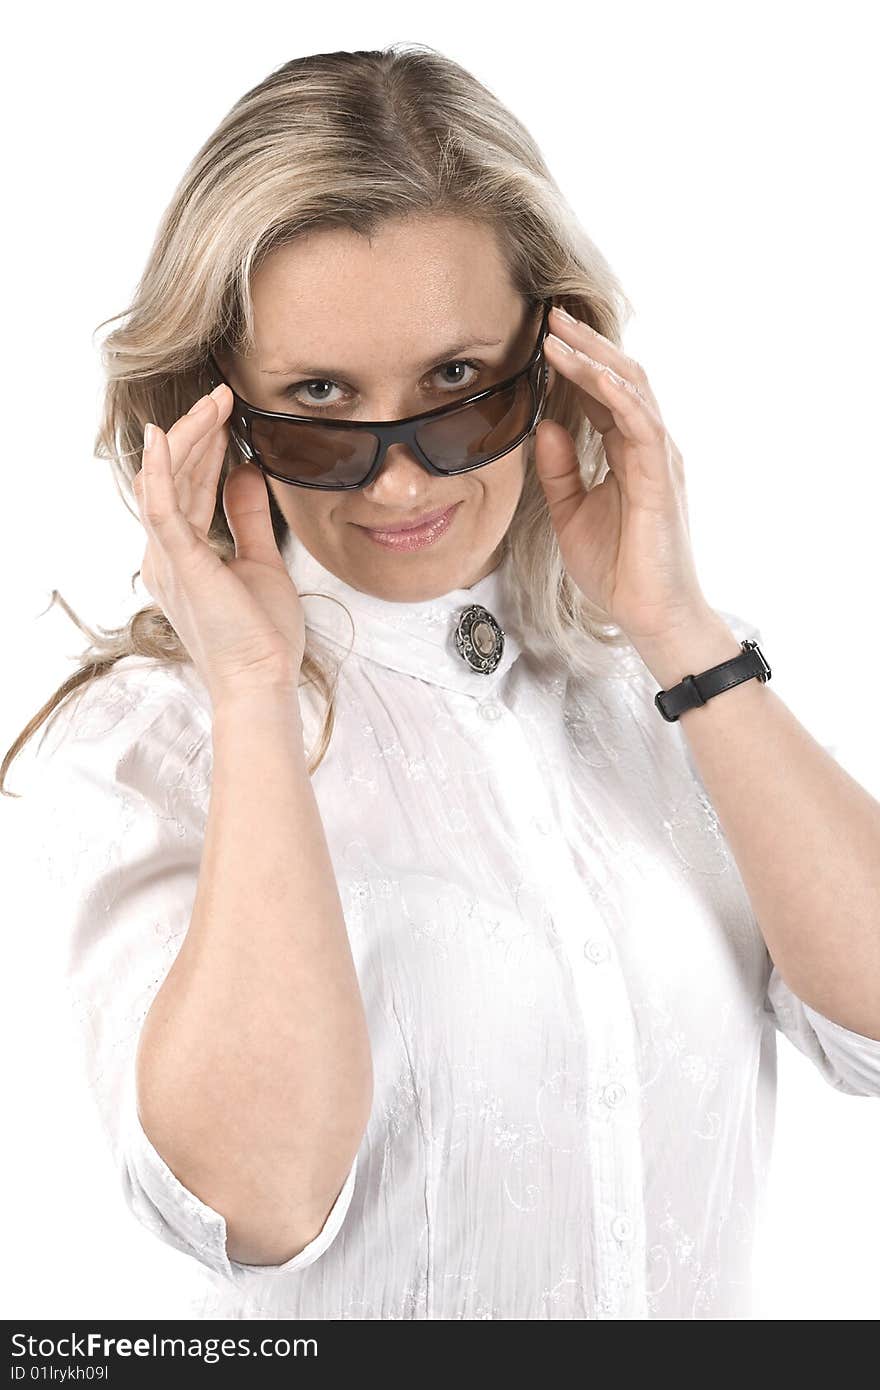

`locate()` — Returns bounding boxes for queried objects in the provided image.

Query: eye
[287,379,342,409]
[434,359,481,389]
[280,359,485,413]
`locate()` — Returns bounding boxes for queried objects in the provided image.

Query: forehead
[248,216,525,365]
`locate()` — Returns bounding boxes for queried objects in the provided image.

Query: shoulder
[21,660,212,936]
[32,656,212,797]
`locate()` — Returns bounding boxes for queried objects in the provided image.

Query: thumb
[223,462,284,566]
[533,419,586,536]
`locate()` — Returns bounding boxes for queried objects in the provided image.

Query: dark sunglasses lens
[244,365,538,486]
[248,416,379,487]
[415,372,535,472]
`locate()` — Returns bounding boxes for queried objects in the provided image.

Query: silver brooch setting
[454,604,505,674]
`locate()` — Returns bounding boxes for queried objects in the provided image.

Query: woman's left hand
[534,304,712,645]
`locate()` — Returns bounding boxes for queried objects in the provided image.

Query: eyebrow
[260,335,506,377]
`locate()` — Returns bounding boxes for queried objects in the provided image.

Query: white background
[2,0,878,1320]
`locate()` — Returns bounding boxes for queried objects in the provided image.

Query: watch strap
[654,638,771,722]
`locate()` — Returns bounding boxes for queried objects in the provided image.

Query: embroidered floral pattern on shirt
[24,572,880,1320]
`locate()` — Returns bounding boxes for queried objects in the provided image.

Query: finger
[222,461,285,565]
[134,423,220,537]
[544,335,662,446]
[172,408,229,515]
[544,336,616,435]
[132,469,150,561]
[140,423,202,557]
[549,306,661,413]
[533,418,590,537]
[166,385,233,478]
[166,387,233,523]
[175,411,228,483]
[186,423,232,539]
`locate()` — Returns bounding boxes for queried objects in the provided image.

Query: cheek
[268,480,336,537]
[269,478,323,522]
[462,449,526,533]
[483,442,528,507]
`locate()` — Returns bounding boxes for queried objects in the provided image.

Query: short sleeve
[24,659,357,1290]
[764,963,880,1098]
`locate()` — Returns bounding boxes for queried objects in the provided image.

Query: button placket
[602,1082,627,1109]
[477,698,649,1317]
[611,1215,634,1243]
[478,698,504,722]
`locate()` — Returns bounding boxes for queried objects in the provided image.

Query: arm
[632,608,880,1042]
[135,688,373,1265]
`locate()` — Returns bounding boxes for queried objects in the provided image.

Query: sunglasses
[205,297,553,491]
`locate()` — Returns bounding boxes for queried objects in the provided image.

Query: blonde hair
[1,41,635,796]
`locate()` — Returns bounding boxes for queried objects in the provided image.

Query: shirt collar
[280,531,524,696]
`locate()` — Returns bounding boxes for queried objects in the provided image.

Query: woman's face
[216,215,554,601]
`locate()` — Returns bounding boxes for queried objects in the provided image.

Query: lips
[358,502,462,551]
[359,505,457,534]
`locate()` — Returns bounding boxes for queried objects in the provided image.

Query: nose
[363,445,430,492]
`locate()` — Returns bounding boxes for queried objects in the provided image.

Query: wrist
[629,610,744,691]
[210,685,306,738]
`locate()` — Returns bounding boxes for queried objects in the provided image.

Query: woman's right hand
[132,384,306,709]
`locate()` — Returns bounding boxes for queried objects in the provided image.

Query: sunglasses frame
[205,296,554,491]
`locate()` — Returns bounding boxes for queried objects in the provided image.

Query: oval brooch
[454,604,506,674]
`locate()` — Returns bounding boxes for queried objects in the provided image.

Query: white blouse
[26,533,880,1321]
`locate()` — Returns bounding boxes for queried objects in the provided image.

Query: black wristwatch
[654,639,772,722]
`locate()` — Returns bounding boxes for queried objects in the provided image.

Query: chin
[357,551,473,596]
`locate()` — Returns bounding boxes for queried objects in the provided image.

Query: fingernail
[546,333,575,354]
[187,394,210,415]
[143,423,155,450]
[209,383,226,402]
[552,304,578,325]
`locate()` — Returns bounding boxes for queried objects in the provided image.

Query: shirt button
[602,1082,627,1109]
[478,700,503,721]
[584,939,609,964]
[611,1215,634,1243]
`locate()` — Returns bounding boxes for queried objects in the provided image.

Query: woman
[6,43,880,1321]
